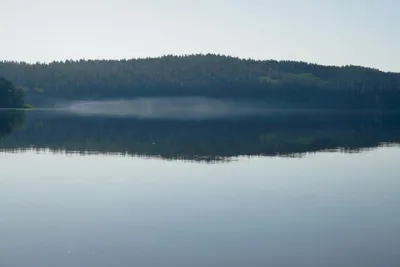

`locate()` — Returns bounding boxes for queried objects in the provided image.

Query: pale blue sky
[1,0,399,71]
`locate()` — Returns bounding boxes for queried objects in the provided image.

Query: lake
[0,110,399,267]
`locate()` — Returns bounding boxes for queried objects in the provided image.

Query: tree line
[0,77,24,108]
[1,54,400,109]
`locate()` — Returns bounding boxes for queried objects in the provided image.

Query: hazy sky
[1,0,399,71]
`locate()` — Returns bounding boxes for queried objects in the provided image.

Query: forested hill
[1,54,400,109]
[0,77,24,108]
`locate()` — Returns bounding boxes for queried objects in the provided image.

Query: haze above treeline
[1,54,400,109]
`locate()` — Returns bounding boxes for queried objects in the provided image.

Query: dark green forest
[0,77,24,108]
[1,111,400,161]
[1,54,400,109]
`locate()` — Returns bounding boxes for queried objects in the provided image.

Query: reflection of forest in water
[1,110,400,161]
[0,111,25,142]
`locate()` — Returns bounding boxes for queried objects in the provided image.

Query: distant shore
[1,55,400,109]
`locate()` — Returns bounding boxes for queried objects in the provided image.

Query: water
[0,110,400,267]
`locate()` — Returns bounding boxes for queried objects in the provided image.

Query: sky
[0,0,399,72]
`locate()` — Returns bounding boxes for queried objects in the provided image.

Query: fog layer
[58,97,274,119]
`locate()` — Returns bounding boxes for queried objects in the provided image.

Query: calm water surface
[0,110,400,267]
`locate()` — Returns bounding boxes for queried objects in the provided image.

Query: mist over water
[41,96,400,119]
[58,97,272,119]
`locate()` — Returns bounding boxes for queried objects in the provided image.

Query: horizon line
[0,53,396,73]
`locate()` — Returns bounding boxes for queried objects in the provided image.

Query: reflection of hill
[0,111,25,141]
[1,111,400,161]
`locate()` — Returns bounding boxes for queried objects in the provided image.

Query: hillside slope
[1,54,400,109]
